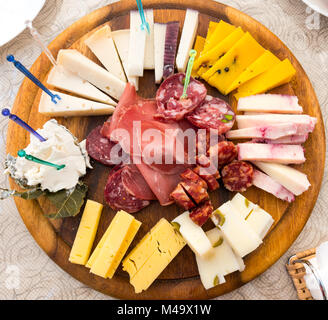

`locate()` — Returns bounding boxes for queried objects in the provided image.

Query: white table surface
[0,0,327,300]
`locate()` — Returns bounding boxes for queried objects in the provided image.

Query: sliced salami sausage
[186,95,235,134]
[170,183,196,210]
[196,154,220,178]
[208,141,238,168]
[196,128,225,155]
[180,168,208,189]
[221,161,254,192]
[180,180,209,204]
[189,200,213,226]
[155,73,207,121]
[121,165,157,200]
[104,168,150,213]
[193,166,220,191]
[86,125,123,166]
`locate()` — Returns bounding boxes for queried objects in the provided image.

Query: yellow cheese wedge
[191,36,205,77]
[206,21,219,42]
[122,218,186,293]
[225,50,281,94]
[203,32,266,94]
[203,20,236,53]
[69,200,103,265]
[89,210,141,279]
[194,27,244,77]
[234,58,296,100]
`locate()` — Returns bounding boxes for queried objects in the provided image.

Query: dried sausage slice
[155,73,207,121]
[193,166,220,191]
[180,180,209,204]
[221,161,254,192]
[208,141,238,168]
[189,201,213,226]
[180,168,208,189]
[104,168,150,213]
[187,95,235,134]
[170,183,196,210]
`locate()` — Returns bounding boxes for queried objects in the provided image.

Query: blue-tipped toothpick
[181,49,197,99]
[2,108,46,142]
[18,149,65,171]
[136,0,150,34]
[7,55,61,104]
[25,20,57,67]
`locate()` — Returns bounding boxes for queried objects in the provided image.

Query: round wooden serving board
[6,0,325,299]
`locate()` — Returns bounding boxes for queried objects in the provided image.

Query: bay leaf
[0,187,45,200]
[45,183,88,219]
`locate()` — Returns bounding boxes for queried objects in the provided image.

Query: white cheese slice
[211,201,262,258]
[38,90,115,117]
[246,206,274,240]
[57,49,125,100]
[128,10,147,76]
[196,228,243,290]
[154,23,167,84]
[84,25,126,82]
[231,193,274,240]
[176,9,199,72]
[172,211,212,257]
[252,161,311,196]
[230,193,257,220]
[47,65,116,106]
[143,9,155,70]
[111,29,139,90]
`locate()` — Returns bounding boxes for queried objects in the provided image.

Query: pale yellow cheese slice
[69,200,103,265]
[89,210,141,279]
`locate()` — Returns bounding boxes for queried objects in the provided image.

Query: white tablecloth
[0,0,327,300]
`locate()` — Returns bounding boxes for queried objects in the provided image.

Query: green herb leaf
[0,187,45,200]
[45,183,88,219]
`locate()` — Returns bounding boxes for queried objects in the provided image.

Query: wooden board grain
[6,0,325,299]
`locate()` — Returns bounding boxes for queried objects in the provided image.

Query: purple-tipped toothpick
[7,55,61,104]
[2,108,46,142]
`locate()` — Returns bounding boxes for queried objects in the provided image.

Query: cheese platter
[3,0,325,299]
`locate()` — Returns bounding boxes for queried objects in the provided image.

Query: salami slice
[189,200,213,226]
[221,161,254,192]
[104,168,150,213]
[121,165,156,200]
[192,166,220,191]
[209,141,238,168]
[180,180,209,204]
[187,95,235,134]
[180,168,208,189]
[196,154,220,178]
[86,126,123,166]
[170,183,195,210]
[196,129,225,155]
[155,73,207,121]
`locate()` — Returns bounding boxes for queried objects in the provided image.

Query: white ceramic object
[0,0,45,46]
[302,0,328,17]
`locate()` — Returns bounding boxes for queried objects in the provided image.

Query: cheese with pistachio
[196,228,244,290]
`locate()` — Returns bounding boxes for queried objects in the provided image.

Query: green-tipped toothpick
[17,150,65,171]
[181,49,197,99]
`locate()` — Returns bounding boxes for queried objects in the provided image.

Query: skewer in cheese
[89,210,141,279]
[122,218,185,293]
[47,65,116,105]
[211,201,262,257]
[84,25,127,82]
[38,90,115,116]
[172,211,212,257]
[128,10,147,76]
[154,23,167,83]
[143,9,155,70]
[111,29,139,90]
[69,200,103,265]
[196,228,244,290]
[176,9,199,72]
[230,193,274,240]
[57,49,125,100]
